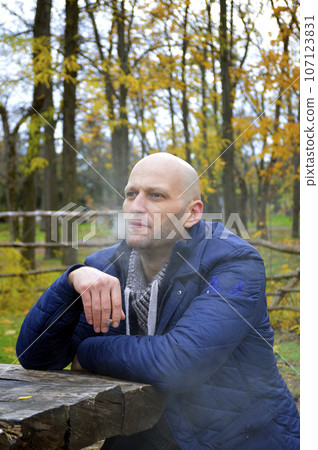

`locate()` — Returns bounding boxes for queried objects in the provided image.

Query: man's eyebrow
[125,185,171,195]
[124,184,138,193]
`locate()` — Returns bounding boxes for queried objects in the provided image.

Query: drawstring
[124,286,131,336]
[148,279,159,336]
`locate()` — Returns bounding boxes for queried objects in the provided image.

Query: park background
[0,0,299,409]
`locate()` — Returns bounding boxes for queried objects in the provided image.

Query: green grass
[248,213,295,230]
[0,223,11,241]
[267,214,294,228]
[274,331,300,409]
[0,312,26,365]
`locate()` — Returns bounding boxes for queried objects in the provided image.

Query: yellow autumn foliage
[0,249,55,313]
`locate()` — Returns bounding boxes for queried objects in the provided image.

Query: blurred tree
[0,104,32,240]
[271,0,300,238]
[180,0,191,164]
[22,0,53,268]
[219,0,254,224]
[85,0,134,199]
[219,0,236,222]
[62,0,79,265]
[41,0,58,259]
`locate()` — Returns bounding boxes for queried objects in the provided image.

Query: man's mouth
[128,220,150,229]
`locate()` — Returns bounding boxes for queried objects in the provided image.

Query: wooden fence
[0,210,300,311]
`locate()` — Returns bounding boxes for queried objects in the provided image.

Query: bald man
[17,153,300,449]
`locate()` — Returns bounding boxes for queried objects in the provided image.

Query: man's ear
[184,200,203,229]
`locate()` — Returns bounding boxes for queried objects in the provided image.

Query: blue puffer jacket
[17,221,300,449]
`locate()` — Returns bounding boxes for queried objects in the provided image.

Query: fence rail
[0,210,118,218]
[0,267,69,278]
[248,239,299,255]
[0,240,118,248]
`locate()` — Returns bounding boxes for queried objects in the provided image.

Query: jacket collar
[166,220,207,278]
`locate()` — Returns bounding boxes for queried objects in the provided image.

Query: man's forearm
[16,268,84,370]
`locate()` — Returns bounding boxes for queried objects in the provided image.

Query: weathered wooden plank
[0,364,166,449]
[120,383,165,437]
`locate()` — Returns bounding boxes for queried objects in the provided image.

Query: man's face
[122,162,189,250]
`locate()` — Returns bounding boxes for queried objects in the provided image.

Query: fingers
[100,290,111,333]
[70,267,124,333]
[109,280,122,328]
[82,290,93,326]
[91,289,102,333]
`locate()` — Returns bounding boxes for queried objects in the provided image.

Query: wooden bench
[0,364,166,449]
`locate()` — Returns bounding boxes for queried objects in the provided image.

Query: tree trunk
[42,93,57,259]
[86,0,130,200]
[291,101,300,239]
[165,24,177,150]
[291,152,300,239]
[134,95,149,158]
[181,0,191,163]
[249,183,255,224]
[38,0,57,259]
[219,0,236,222]
[112,0,130,195]
[237,175,248,230]
[167,86,177,150]
[62,0,79,265]
[22,0,53,269]
[6,138,20,240]
[0,105,20,240]
[256,160,268,240]
[200,51,208,156]
[199,45,217,212]
[206,0,219,131]
[21,170,36,268]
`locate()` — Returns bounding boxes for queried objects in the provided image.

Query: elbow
[17,357,38,370]
[16,347,41,370]
[155,380,179,393]
[148,369,189,393]
[17,354,69,371]
[16,339,32,369]
[16,341,71,371]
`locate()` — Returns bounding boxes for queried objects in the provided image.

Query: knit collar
[124,249,168,336]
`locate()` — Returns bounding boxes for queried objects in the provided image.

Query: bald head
[130,153,201,204]
[123,152,204,253]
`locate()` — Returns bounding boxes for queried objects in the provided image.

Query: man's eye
[150,193,164,199]
[126,192,137,198]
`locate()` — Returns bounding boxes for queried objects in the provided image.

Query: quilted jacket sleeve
[16,264,125,370]
[76,255,267,392]
[16,266,87,369]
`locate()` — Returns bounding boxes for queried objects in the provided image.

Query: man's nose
[130,192,147,212]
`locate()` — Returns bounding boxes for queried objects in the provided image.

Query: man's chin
[125,235,153,249]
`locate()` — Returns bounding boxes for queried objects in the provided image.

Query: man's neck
[137,247,173,282]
